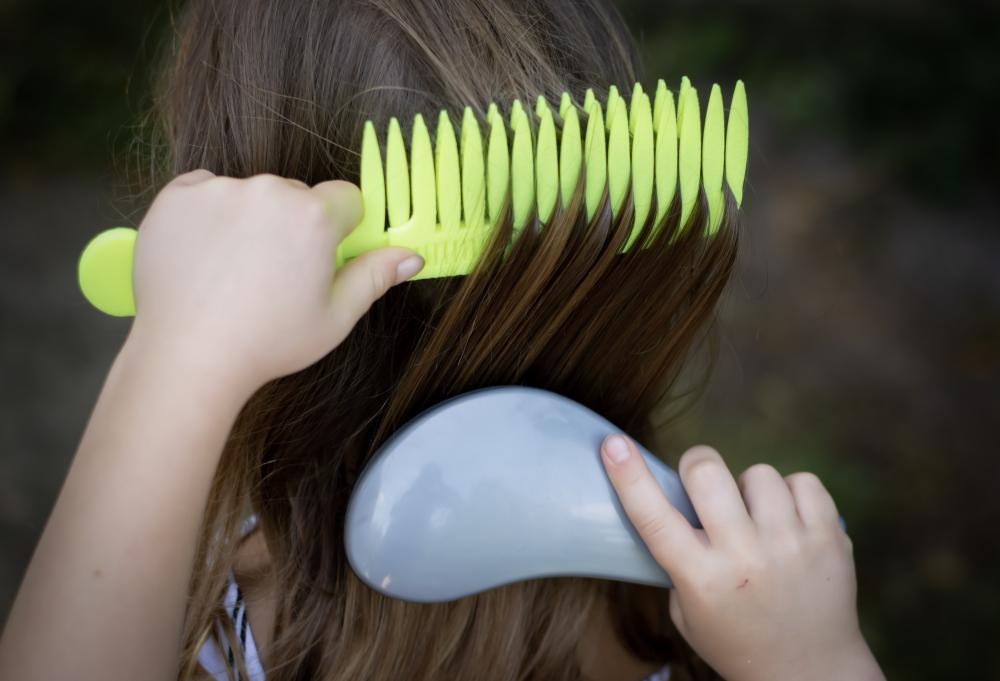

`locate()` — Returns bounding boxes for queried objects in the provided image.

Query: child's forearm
[0,333,251,681]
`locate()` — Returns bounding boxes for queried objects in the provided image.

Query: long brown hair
[152,1,737,679]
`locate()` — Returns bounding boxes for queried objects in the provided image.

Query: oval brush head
[344,386,700,603]
[77,78,749,316]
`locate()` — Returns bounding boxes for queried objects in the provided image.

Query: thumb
[326,247,424,334]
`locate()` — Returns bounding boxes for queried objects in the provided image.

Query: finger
[170,169,216,186]
[326,247,424,336]
[678,446,755,549]
[785,472,841,530]
[737,463,800,533]
[601,435,707,581]
[310,180,365,244]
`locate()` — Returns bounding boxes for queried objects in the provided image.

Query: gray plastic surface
[345,386,701,603]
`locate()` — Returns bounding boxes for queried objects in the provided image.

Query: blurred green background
[1,0,998,678]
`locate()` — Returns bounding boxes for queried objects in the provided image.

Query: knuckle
[368,265,393,297]
[683,445,721,465]
[740,463,778,488]
[737,548,768,575]
[300,197,331,227]
[634,513,669,542]
[787,471,822,489]
[247,172,283,187]
[685,458,720,488]
[774,533,805,558]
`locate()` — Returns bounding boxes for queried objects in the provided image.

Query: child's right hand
[127,170,424,395]
[600,438,885,681]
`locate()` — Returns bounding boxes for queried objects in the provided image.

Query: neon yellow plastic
[653,84,678,231]
[583,93,606,221]
[678,84,702,229]
[510,100,535,236]
[461,107,486,230]
[559,102,582,209]
[559,92,573,120]
[408,113,436,247]
[605,85,620,132]
[607,95,630,220]
[626,88,654,251]
[652,79,668,133]
[703,84,726,234]
[338,121,385,268]
[78,78,750,316]
[436,111,461,232]
[726,80,749,207]
[385,117,410,229]
[535,97,558,224]
[486,103,509,225]
[78,226,137,317]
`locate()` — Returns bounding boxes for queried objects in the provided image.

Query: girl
[0,1,885,680]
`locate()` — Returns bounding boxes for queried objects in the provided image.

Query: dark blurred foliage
[1,1,998,679]
[0,0,167,170]
[617,0,1000,208]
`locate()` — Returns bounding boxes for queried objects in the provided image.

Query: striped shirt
[198,517,671,681]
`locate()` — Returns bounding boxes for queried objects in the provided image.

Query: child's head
[160,1,739,679]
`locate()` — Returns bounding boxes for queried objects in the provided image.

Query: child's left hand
[600,438,885,681]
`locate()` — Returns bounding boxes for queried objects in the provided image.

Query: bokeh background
[1,0,997,678]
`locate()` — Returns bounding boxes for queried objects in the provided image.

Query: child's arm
[600,437,886,681]
[0,171,423,681]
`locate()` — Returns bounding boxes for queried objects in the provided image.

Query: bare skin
[0,171,424,681]
[600,437,887,681]
[0,170,885,681]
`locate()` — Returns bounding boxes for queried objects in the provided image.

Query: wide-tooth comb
[77,78,748,317]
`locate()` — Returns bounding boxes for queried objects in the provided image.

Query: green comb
[78,78,748,317]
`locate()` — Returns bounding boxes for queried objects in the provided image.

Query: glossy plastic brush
[346,385,845,603]
[77,77,748,316]
[345,386,699,602]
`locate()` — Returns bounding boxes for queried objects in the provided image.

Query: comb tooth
[409,113,436,240]
[510,100,535,237]
[703,84,726,235]
[559,104,582,209]
[583,88,596,114]
[583,96,606,222]
[535,94,549,120]
[605,85,620,132]
[511,99,524,121]
[678,85,702,229]
[436,110,461,233]
[677,76,693,135]
[337,121,385,265]
[607,95,630,221]
[625,91,654,251]
[461,107,486,231]
[385,117,411,228]
[559,92,574,119]
[653,88,678,230]
[486,103,509,226]
[535,98,558,224]
[726,80,749,207]
[652,79,668,133]
[629,82,644,133]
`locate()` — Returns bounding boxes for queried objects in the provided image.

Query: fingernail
[604,435,631,464]
[395,255,424,284]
